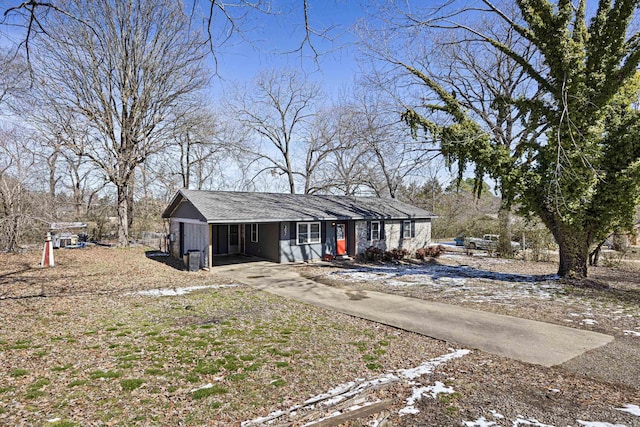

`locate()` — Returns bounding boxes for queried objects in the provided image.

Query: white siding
[169,220,180,258]
[169,219,209,268]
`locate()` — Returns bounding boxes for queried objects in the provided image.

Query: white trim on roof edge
[170,217,208,225]
[203,216,435,224]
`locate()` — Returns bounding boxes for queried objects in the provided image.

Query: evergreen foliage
[403,0,640,277]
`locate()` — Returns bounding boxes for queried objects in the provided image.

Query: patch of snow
[134,284,240,297]
[191,383,214,392]
[623,330,640,337]
[464,417,497,427]
[398,385,427,415]
[328,263,561,303]
[577,422,627,427]
[397,350,470,417]
[617,404,640,416]
[426,381,455,398]
[398,349,471,380]
[398,381,455,415]
[241,410,286,426]
[47,418,62,423]
[582,319,598,325]
[323,395,347,406]
[513,417,556,426]
[490,410,504,419]
[242,349,470,426]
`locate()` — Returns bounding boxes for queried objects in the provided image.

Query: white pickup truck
[464,234,520,251]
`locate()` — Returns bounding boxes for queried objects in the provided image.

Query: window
[251,223,258,243]
[297,222,321,245]
[403,220,415,238]
[370,221,380,240]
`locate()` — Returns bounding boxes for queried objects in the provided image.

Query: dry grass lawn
[1,246,639,426]
[0,247,450,426]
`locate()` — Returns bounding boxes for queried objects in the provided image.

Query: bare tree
[300,105,359,194]
[31,0,209,246]
[350,88,434,198]
[230,68,322,194]
[2,1,338,69]
[169,107,228,190]
[0,125,50,251]
[358,5,543,254]
[0,49,28,111]
[313,102,375,196]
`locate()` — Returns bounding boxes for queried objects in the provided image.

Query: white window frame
[250,223,259,243]
[403,220,413,239]
[370,221,381,241]
[297,222,321,245]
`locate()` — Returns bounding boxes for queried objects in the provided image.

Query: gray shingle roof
[163,189,436,223]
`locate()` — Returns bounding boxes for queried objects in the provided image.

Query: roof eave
[204,215,436,224]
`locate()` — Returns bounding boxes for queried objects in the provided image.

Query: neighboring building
[161,189,436,269]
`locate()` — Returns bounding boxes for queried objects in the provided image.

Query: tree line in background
[2,0,640,278]
[0,0,441,251]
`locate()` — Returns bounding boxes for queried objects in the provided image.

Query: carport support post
[208,224,213,270]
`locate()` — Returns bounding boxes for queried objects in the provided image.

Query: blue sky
[202,0,367,98]
[203,0,605,99]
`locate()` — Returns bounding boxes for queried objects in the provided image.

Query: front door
[336,223,347,255]
[229,224,239,254]
[216,225,228,254]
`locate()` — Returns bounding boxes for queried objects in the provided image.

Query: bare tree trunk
[496,200,513,258]
[589,241,605,266]
[48,150,58,199]
[117,184,129,247]
[127,176,135,237]
[285,155,296,194]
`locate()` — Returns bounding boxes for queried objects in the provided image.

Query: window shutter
[400,221,404,239]
[381,221,385,240]
[367,221,371,241]
[411,221,416,238]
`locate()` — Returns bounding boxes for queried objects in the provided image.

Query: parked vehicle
[453,236,465,246]
[464,234,520,251]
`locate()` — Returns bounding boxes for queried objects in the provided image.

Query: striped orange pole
[40,232,55,267]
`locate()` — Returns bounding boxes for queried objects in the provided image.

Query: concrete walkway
[215,261,613,367]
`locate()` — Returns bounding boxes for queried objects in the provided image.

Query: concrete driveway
[215,261,613,368]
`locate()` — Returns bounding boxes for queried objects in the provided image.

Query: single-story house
[161,189,437,269]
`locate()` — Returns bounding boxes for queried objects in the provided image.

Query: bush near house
[361,247,409,262]
[386,248,408,261]
[415,245,446,260]
[362,246,385,262]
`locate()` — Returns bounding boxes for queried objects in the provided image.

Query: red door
[336,223,347,255]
